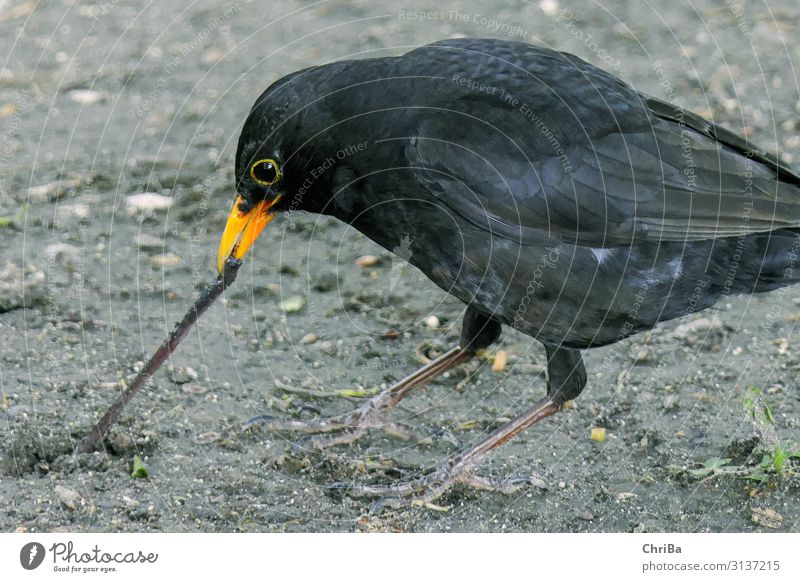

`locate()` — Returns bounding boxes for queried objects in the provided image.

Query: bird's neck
[317,138,422,251]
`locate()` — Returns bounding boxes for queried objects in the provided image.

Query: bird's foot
[245,392,413,449]
[331,396,561,512]
[334,456,539,512]
[245,346,474,450]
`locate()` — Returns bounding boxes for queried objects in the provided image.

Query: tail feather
[734,229,800,293]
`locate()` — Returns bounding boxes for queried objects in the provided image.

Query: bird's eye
[250,159,281,186]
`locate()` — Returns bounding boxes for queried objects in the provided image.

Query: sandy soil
[1,0,799,532]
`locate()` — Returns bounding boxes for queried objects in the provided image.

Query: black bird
[218,38,800,507]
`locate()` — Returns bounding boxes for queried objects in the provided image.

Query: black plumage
[228,38,800,506]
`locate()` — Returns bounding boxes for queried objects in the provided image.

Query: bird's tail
[735,229,800,293]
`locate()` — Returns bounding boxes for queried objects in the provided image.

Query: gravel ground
[1,0,799,532]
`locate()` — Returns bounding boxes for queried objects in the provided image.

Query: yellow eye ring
[250,158,281,186]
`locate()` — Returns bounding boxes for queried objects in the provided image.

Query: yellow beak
[217,195,279,273]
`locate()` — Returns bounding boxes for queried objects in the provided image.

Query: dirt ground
[1,0,799,533]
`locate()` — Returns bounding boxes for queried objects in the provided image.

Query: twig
[75,258,242,454]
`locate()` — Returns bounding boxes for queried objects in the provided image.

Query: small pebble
[68,89,104,104]
[54,485,82,511]
[751,507,783,529]
[168,366,198,384]
[63,202,90,218]
[6,404,30,421]
[149,253,182,266]
[135,234,165,250]
[528,474,547,490]
[300,333,318,345]
[181,383,207,395]
[0,261,46,312]
[662,394,680,412]
[317,340,336,355]
[27,178,81,202]
[107,431,134,455]
[204,47,224,63]
[540,0,560,17]
[492,350,508,372]
[355,255,379,267]
[590,427,606,442]
[279,296,306,313]
[44,243,79,262]
[424,315,440,329]
[126,193,172,214]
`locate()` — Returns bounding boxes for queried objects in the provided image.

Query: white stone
[126,193,172,213]
[68,90,105,104]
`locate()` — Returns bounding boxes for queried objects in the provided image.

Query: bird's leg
[247,346,474,447]
[247,307,503,449]
[346,345,587,511]
[346,397,560,510]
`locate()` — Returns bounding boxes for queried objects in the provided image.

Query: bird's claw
[359,470,472,514]
[339,460,541,513]
[244,398,414,450]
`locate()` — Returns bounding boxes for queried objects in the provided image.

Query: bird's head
[216,82,294,273]
[217,60,404,273]
[217,68,334,273]
[215,142,291,273]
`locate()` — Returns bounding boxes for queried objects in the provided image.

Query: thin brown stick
[75,258,242,454]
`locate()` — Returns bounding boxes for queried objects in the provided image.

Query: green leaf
[743,386,759,416]
[337,387,378,398]
[743,470,769,482]
[772,447,786,473]
[764,404,775,425]
[131,455,150,479]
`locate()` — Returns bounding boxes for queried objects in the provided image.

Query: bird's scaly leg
[345,347,584,510]
[343,396,561,512]
[246,346,474,448]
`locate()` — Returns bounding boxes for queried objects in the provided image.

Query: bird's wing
[406,88,800,247]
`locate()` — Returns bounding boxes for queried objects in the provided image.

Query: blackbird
[218,38,800,508]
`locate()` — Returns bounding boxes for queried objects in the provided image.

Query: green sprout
[672,386,798,484]
[131,455,150,479]
[741,386,798,481]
